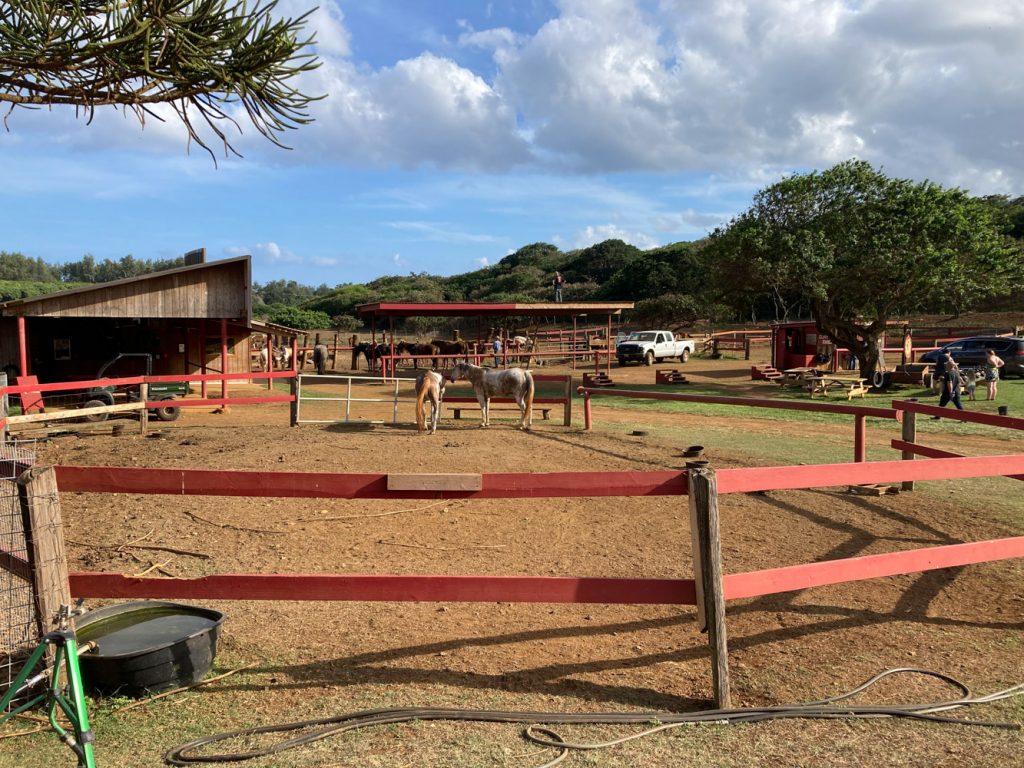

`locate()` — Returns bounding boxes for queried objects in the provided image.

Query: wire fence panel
[0,442,38,711]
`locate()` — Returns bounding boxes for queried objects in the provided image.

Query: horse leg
[477,392,488,427]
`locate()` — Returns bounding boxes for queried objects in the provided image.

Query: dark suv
[919,336,1024,377]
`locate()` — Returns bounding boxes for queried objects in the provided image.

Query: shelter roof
[355,302,634,318]
[251,319,301,338]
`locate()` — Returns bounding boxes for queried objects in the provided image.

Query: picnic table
[807,375,869,400]
[778,367,822,388]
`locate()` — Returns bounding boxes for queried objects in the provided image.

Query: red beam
[724,536,1024,600]
[145,396,295,408]
[891,440,1024,482]
[715,454,1024,494]
[893,399,1024,430]
[53,466,689,499]
[443,397,566,405]
[581,387,897,419]
[69,573,697,605]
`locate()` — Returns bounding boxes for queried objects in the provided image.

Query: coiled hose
[164,668,1024,767]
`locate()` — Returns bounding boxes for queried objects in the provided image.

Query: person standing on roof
[552,271,565,302]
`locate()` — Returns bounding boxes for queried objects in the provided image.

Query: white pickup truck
[616,331,696,366]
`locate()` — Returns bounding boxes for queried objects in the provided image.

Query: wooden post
[200,319,208,399]
[687,462,731,709]
[266,332,273,390]
[901,399,917,491]
[854,414,866,463]
[332,333,339,370]
[220,318,229,403]
[138,383,149,436]
[563,375,572,427]
[350,334,360,370]
[0,372,8,444]
[289,374,299,427]
[17,316,28,377]
[571,316,577,371]
[18,466,72,635]
[582,390,592,431]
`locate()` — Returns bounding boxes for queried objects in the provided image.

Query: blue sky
[3,1,1022,286]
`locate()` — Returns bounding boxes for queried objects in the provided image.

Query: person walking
[984,348,1005,400]
[933,358,964,418]
[552,271,565,302]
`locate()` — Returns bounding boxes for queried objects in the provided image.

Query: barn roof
[355,302,634,318]
[0,255,252,321]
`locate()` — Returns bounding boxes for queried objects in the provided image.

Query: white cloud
[475,256,491,267]
[573,224,660,250]
[5,1,1024,192]
[388,220,498,244]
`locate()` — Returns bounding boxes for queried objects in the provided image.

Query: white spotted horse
[447,361,535,430]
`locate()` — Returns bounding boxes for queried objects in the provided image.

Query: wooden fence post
[854,414,866,463]
[563,375,572,427]
[18,466,72,635]
[138,383,149,436]
[687,461,731,709]
[901,399,917,491]
[290,375,299,427]
[0,372,8,443]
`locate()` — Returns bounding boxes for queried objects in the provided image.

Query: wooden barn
[0,253,292,383]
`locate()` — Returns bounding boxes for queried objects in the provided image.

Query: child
[963,368,981,401]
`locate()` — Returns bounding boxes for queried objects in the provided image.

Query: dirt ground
[5,355,1024,767]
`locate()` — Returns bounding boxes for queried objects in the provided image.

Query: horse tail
[415,376,428,432]
[524,371,535,429]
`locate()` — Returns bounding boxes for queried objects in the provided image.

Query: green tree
[266,305,331,330]
[707,160,1021,379]
[0,1,320,157]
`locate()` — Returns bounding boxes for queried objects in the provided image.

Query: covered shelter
[0,254,297,397]
[355,302,634,374]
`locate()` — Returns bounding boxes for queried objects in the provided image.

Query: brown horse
[431,339,469,367]
[448,361,534,429]
[414,370,446,434]
[397,340,440,369]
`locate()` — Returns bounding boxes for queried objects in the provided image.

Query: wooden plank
[893,399,1024,430]
[387,473,482,492]
[890,439,1024,482]
[723,536,1024,600]
[7,401,144,425]
[18,466,71,633]
[69,573,698,605]
[715,454,1024,494]
[53,465,690,499]
[0,546,32,581]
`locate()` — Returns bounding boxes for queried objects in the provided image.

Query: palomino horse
[448,361,534,429]
[414,370,446,434]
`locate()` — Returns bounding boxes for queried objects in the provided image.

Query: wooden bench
[452,406,551,420]
[807,376,868,400]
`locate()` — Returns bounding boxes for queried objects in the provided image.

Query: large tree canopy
[707,160,1021,379]
[0,1,320,156]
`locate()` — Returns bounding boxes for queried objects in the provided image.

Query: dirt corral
[5,360,1024,767]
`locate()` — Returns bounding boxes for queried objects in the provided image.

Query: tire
[644,351,654,366]
[617,357,627,367]
[154,404,181,422]
[680,348,690,363]
[82,398,109,423]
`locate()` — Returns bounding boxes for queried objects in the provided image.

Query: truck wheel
[617,357,627,367]
[680,348,690,363]
[644,351,654,366]
[154,404,181,422]
[82,399,109,423]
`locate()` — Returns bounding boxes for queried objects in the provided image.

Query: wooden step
[656,369,689,385]
[582,372,616,388]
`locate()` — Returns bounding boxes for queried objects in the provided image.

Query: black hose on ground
[164,668,1024,766]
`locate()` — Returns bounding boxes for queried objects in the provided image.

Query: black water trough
[76,601,225,697]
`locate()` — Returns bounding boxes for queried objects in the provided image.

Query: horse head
[448,361,469,383]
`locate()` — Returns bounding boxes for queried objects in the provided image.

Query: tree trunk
[814,311,887,382]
